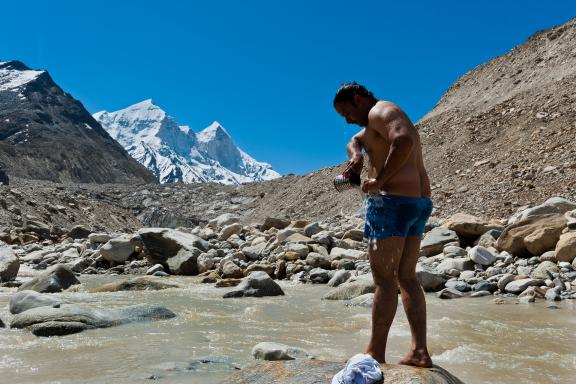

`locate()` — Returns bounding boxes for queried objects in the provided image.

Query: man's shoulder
[369,101,402,122]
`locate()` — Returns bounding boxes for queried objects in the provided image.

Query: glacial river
[1,275,575,384]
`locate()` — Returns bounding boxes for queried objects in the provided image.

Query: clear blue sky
[1,1,575,175]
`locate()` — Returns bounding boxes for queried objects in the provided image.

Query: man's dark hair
[333,82,375,106]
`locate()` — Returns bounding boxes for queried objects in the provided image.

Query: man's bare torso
[358,101,430,198]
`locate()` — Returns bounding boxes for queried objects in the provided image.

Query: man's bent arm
[346,130,364,159]
[372,109,415,188]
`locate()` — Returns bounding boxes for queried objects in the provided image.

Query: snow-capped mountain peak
[0,61,45,92]
[94,101,280,185]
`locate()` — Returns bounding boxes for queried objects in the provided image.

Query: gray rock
[420,227,459,257]
[0,246,19,282]
[245,263,275,277]
[304,222,323,237]
[134,228,210,274]
[0,317,4,328]
[100,235,135,264]
[497,274,516,291]
[9,290,63,314]
[305,252,331,269]
[261,217,291,231]
[470,291,492,298]
[31,321,92,337]
[219,223,243,240]
[416,263,448,292]
[166,247,202,275]
[252,342,311,361]
[88,276,179,292]
[344,293,374,307]
[209,213,240,227]
[242,243,267,261]
[531,261,559,280]
[322,276,374,300]
[476,229,502,248]
[329,247,366,261]
[223,271,284,298]
[222,260,244,279]
[545,289,561,301]
[18,264,79,293]
[437,288,464,299]
[443,245,467,258]
[88,233,112,244]
[436,258,474,274]
[468,246,497,266]
[473,281,498,293]
[10,303,176,336]
[445,280,471,292]
[309,268,330,284]
[327,270,351,287]
[146,264,165,275]
[505,278,544,294]
[67,225,91,239]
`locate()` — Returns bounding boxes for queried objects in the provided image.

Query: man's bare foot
[398,348,432,368]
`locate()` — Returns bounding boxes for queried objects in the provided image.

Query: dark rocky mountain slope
[0,61,156,184]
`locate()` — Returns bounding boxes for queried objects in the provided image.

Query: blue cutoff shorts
[364,194,433,241]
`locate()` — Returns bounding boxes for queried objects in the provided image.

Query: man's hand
[344,154,363,177]
[361,178,381,194]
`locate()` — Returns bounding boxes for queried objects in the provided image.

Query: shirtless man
[333,82,433,368]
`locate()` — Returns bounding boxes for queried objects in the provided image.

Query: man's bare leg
[397,235,432,367]
[365,236,405,363]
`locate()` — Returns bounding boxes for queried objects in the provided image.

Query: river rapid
[1,275,575,384]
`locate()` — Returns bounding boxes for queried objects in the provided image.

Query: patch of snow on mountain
[0,64,44,91]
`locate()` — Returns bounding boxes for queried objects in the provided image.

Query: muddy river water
[1,275,575,384]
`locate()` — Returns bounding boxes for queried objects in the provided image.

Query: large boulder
[100,235,135,264]
[10,303,176,336]
[9,290,63,314]
[223,271,284,298]
[219,223,243,240]
[220,360,464,384]
[252,342,312,361]
[322,276,374,300]
[0,246,19,282]
[420,227,459,257]
[133,228,210,275]
[511,197,576,224]
[555,232,576,263]
[496,214,567,256]
[18,265,79,293]
[445,213,501,237]
[416,264,448,292]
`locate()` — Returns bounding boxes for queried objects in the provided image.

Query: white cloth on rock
[331,353,383,384]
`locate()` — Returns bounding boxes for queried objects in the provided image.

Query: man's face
[334,100,369,127]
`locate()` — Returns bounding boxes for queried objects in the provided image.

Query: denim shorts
[364,194,433,241]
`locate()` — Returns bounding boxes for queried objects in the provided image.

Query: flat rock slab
[11,303,176,336]
[88,276,180,292]
[221,360,464,384]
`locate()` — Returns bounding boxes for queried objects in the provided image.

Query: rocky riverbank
[1,195,575,338]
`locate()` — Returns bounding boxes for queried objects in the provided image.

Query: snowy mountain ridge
[93,100,280,185]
